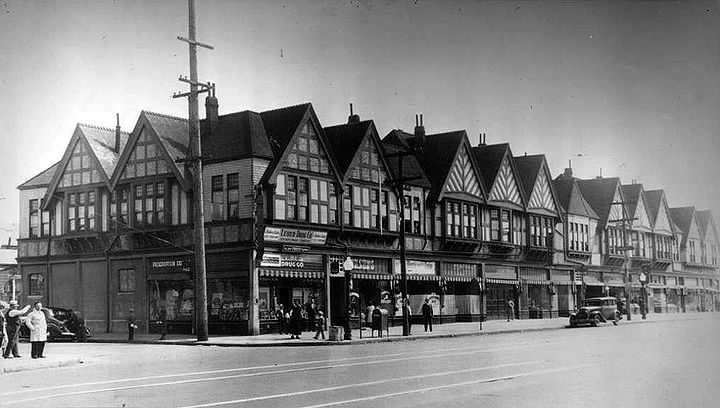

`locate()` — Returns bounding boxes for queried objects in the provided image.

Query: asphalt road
[1,317,718,408]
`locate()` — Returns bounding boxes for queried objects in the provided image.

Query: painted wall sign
[393,259,436,275]
[150,258,192,273]
[263,227,327,245]
[260,252,323,270]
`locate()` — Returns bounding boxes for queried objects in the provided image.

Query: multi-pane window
[133,182,165,227]
[67,191,96,232]
[29,199,40,238]
[672,238,680,261]
[119,130,171,180]
[119,187,129,227]
[58,140,102,188]
[608,227,622,255]
[209,173,239,221]
[350,139,385,184]
[655,235,672,260]
[445,201,477,239]
[689,240,697,263]
[29,273,45,296]
[109,192,118,230]
[119,269,136,292]
[402,195,422,234]
[488,209,512,243]
[285,123,330,174]
[274,174,334,224]
[211,175,225,220]
[380,191,398,232]
[569,222,590,252]
[227,173,239,220]
[712,243,718,265]
[342,187,352,225]
[513,213,526,246]
[351,186,372,228]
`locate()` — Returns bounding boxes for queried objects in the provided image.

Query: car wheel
[570,321,577,328]
[591,315,600,327]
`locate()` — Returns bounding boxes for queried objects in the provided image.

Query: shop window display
[208,278,250,322]
[149,280,193,323]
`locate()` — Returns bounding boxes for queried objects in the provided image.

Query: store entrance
[330,277,346,326]
[485,284,516,320]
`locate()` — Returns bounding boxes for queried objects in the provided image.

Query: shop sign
[263,227,327,245]
[260,252,323,270]
[393,259,436,275]
[150,258,192,273]
[282,245,310,253]
[484,264,516,280]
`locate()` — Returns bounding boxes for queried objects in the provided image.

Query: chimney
[115,113,121,153]
[478,132,486,147]
[348,103,360,124]
[205,84,219,133]
[563,159,573,178]
[413,114,425,148]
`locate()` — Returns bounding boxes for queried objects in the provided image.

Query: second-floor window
[67,191,96,232]
[607,227,622,255]
[530,216,552,248]
[486,208,511,243]
[689,240,697,263]
[655,235,672,260]
[569,222,589,252]
[672,238,680,261]
[274,174,334,224]
[134,182,165,227]
[445,201,477,239]
[29,199,40,238]
[403,195,422,234]
[210,173,240,221]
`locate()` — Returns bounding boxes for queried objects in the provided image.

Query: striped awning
[486,278,520,285]
[352,273,393,280]
[259,269,324,280]
[584,282,605,287]
[523,279,550,285]
[443,275,475,282]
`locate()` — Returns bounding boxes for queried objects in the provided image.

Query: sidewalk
[1,354,83,374]
[88,311,713,347]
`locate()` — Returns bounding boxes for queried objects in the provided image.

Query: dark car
[19,306,92,341]
[569,297,623,327]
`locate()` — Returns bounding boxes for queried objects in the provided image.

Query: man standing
[421,297,433,332]
[127,308,137,342]
[305,298,316,332]
[506,298,515,322]
[157,306,167,340]
[3,300,30,359]
[26,301,48,359]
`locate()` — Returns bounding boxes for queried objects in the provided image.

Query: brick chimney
[348,103,360,124]
[413,114,425,149]
[478,132,486,147]
[115,113,122,153]
[205,85,219,134]
[563,159,573,178]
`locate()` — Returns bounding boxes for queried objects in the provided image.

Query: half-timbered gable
[577,177,627,266]
[516,155,561,255]
[553,170,600,264]
[326,119,397,233]
[645,189,676,264]
[262,103,342,226]
[671,207,702,265]
[621,184,654,261]
[696,210,719,267]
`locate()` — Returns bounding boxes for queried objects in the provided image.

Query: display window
[149,279,193,322]
[208,278,250,322]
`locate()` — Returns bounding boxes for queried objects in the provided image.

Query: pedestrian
[275,304,286,335]
[157,306,167,340]
[288,300,303,339]
[305,298,316,332]
[26,301,48,359]
[127,308,137,342]
[313,310,326,340]
[0,301,8,355]
[73,310,88,342]
[3,300,30,359]
[422,297,433,332]
[506,298,515,322]
[403,299,413,335]
[365,301,376,327]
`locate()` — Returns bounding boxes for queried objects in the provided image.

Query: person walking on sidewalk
[313,311,326,340]
[1,301,7,355]
[422,297,433,332]
[275,304,286,335]
[3,300,30,359]
[403,298,413,335]
[26,301,48,359]
[157,306,168,340]
[127,308,137,342]
[305,298,316,332]
[506,299,515,322]
[288,300,303,339]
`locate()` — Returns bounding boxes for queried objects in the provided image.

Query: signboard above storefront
[282,245,310,253]
[260,252,324,270]
[393,259,436,275]
[263,227,327,245]
[150,257,192,273]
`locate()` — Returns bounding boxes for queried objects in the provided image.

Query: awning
[443,275,475,282]
[523,279,549,285]
[584,282,605,287]
[259,269,324,280]
[391,274,440,281]
[486,278,520,285]
[352,273,393,280]
[147,272,190,281]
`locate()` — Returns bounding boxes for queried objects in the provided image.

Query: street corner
[1,354,83,374]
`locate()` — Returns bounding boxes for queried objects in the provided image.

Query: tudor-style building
[695,210,719,310]
[644,189,682,313]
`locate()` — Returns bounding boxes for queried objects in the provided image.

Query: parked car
[19,306,92,341]
[569,297,622,327]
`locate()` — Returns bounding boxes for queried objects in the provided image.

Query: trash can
[328,326,345,341]
[371,308,389,338]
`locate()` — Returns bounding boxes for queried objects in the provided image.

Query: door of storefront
[330,277,346,327]
[486,284,516,320]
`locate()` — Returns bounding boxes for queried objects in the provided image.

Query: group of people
[275,299,326,340]
[1,300,50,359]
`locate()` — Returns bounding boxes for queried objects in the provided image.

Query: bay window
[274,173,335,224]
[67,191,96,232]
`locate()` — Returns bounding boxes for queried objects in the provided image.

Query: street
[1,316,719,407]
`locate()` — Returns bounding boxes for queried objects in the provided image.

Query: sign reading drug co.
[263,227,327,245]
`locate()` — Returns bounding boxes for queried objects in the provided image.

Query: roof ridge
[78,123,130,134]
[142,110,188,122]
[217,109,261,118]
[260,102,311,115]
[324,120,372,129]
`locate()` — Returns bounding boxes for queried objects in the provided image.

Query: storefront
[551,268,574,317]
[147,256,194,334]
[603,272,626,300]
[582,271,605,299]
[439,262,481,322]
[392,259,440,323]
[519,267,550,319]
[484,264,518,321]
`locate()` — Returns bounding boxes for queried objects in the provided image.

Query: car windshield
[582,300,603,307]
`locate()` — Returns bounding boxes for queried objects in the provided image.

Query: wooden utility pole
[174,0,214,341]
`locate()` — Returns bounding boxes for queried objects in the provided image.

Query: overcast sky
[1,0,719,241]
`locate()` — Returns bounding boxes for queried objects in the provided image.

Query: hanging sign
[263,227,327,245]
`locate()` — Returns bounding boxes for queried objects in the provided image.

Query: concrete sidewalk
[1,354,83,374]
[88,311,713,347]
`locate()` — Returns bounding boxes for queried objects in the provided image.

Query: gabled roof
[644,189,676,235]
[414,130,486,204]
[576,177,624,229]
[552,174,599,219]
[41,124,122,209]
[695,210,718,243]
[470,143,526,209]
[515,154,561,217]
[201,110,274,162]
[324,120,374,176]
[111,111,191,190]
[18,162,60,190]
[381,130,431,189]
[259,103,342,185]
[670,206,696,247]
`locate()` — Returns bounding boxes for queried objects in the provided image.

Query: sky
[1,0,719,241]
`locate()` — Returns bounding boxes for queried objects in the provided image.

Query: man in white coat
[26,301,48,359]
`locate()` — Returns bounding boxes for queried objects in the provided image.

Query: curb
[87,315,697,348]
[1,356,83,374]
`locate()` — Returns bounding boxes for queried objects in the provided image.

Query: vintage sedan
[569,297,623,327]
[19,306,92,341]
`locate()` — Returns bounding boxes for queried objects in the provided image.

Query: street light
[343,256,354,340]
[639,270,648,319]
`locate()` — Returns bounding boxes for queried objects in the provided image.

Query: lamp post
[639,270,648,319]
[343,256,354,340]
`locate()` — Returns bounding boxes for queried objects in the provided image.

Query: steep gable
[552,175,599,219]
[632,193,652,230]
[444,143,483,199]
[577,177,624,228]
[645,190,674,235]
[670,206,695,247]
[516,155,559,217]
[608,186,624,226]
[488,155,523,206]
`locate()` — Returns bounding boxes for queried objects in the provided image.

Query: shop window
[119,269,136,293]
[29,273,45,296]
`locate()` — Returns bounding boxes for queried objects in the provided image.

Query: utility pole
[610,201,636,322]
[173,0,214,342]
